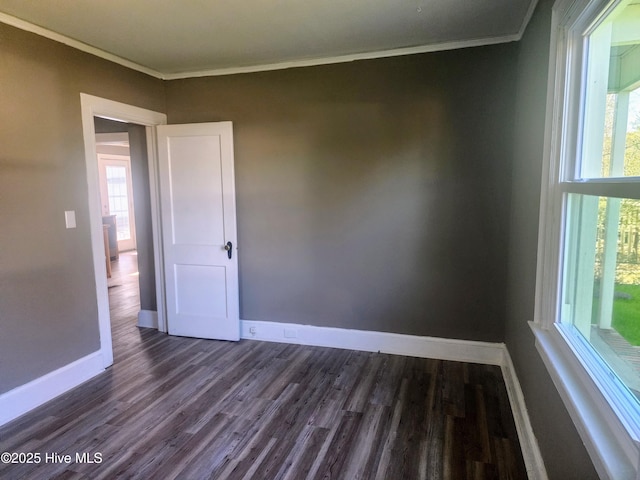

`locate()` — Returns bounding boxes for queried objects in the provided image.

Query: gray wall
[0,22,165,394]
[505,0,599,477]
[166,46,517,341]
[128,124,157,311]
[0,11,602,476]
[94,117,128,134]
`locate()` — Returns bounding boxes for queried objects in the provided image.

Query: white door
[157,122,239,340]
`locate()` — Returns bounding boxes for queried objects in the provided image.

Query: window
[105,164,133,241]
[535,0,640,478]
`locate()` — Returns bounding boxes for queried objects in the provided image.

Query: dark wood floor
[0,252,527,479]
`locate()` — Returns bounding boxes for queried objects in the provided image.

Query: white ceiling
[0,0,536,79]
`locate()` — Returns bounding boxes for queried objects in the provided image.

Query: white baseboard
[241,319,505,365]
[240,318,547,479]
[0,351,104,427]
[501,349,548,480]
[0,318,546,479]
[137,309,158,329]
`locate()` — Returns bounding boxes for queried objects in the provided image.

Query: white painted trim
[95,132,129,146]
[145,126,167,333]
[161,35,520,80]
[501,348,549,480]
[95,144,130,157]
[0,9,524,80]
[532,0,640,478]
[0,12,163,79]
[241,319,548,478]
[80,94,167,366]
[240,319,505,366]
[81,94,167,127]
[531,323,638,480]
[0,352,104,427]
[534,0,573,328]
[137,309,158,329]
[0,317,547,480]
[518,0,541,40]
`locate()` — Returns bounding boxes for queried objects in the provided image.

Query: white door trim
[80,93,167,368]
[95,132,130,146]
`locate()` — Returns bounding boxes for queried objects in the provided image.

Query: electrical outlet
[284,329,297,339]
[249,326,257,335]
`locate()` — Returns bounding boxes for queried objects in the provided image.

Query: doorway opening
[94,117,154,362]
[80,93,167,369]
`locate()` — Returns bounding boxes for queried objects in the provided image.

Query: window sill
[530,321,639,480]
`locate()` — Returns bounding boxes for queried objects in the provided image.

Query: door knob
[224,241,233,259]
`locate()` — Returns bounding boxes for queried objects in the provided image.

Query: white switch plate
[64,210,76,229]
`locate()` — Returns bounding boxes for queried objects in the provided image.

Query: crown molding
[1,10,528,81]
[0,12,164,79]
[518,0,540,39]
[161,34,521,80]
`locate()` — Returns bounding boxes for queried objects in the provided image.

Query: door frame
[80,93,167,368]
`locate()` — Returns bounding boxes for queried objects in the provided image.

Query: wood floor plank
[279,425,330,480]
[311,410,363,480]
[146,412,235,480]
[0,252,528,479]
[373,377,409,480]
[340,404,392,480]
[342,354,385,413]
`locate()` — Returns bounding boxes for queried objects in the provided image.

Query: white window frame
[533,0,640,478]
